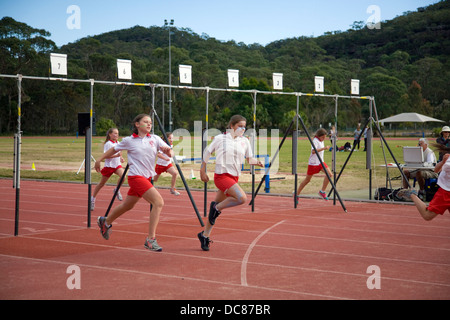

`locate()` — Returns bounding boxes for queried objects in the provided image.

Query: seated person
[436,126,450,162]
[402,138,438,199]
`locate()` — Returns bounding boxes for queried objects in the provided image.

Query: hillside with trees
[0,0,449,135]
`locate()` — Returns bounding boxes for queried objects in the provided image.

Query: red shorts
[214,173,239,194]
[155,163,173,175]
[427,188,450,215]
[101,165,122,178]
[127,175,154,198]
[307,163,328,176]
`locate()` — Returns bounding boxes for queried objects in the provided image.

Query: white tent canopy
[378,112,444,125]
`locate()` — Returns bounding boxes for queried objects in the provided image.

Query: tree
[0,17,56,133]
[362,72,407,118]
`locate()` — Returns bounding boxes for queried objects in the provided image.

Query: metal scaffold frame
[3,72,405,236]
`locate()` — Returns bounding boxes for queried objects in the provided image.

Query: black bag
[374,187,394,201]
[425,182,439,202]
[375,187,410,202]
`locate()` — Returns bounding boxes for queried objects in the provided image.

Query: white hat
[441,126,450,134]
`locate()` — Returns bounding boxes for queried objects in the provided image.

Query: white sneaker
[170,188,181,196]
[114,188,123,201]
[144,237,162,252]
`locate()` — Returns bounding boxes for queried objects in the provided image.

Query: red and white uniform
[428,158,450,215]
[114,133,170,179]
[104,140,121,169]
[203,132,253,177]
[306,136,328,176]
[308,136,325,166]
[155,146,174,175]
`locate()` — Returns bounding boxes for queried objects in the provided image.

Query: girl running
[197,115,263,251]
[91,128,124,210]
[296,128,332,203]
[95,114,173,252]
[398,144,450,221]
[153,132,181,196]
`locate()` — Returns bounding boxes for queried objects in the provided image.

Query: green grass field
[0,134,433,200]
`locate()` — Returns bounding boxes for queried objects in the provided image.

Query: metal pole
[86,79,94,228]
[203,88,210,217]
[105,164,129,217]
[293,94,300,208]
[367,99,373,199]
[333,96,338,205]
[251,91,257,212]
[327,117,372,198]
[167,20,174,132]
[297,114,347,213]
[14,74,22,236]
[250,116,295,206]
[150,86,204,227]
[161,87,165,131]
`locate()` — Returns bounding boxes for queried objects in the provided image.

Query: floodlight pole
[165,19,174,132]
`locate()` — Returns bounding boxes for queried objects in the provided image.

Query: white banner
[351,79,360,95]
[315,76,324,93]
[117,59,132,80]
[228,69,239,87]
[179,65,192,84]
[50,53,68,76]
[273,73,283,90]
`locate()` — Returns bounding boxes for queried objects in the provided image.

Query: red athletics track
[1,178,450,300]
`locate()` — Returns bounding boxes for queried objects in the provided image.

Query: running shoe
[396,189,418,201]
[144,237,163,252]
[197,231,212,251]
[170,188,181,196]
[97,216,111,240]
[318,190,328,200]
[208,201,221,226]
[114,188,123,201]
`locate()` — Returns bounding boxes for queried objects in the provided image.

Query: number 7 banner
[50,53,68,76]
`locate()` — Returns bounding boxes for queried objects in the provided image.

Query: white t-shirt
[104,140,121,168]
[156,145,173,166]
[308,137,325,166]
[203,133,253,177]
[423,147,437,164]
[437,158,450,192]
[114,133,170,179]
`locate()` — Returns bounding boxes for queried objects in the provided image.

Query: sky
[0,0,441,48]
